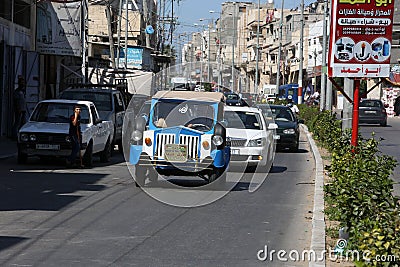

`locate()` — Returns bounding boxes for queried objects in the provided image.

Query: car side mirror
[267,123,278,130]
[95,119,103,124]
[298,119,305,124]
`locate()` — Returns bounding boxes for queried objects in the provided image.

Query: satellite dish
[145,25,154,34]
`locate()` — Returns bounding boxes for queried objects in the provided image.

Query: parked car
[17,100,114,166]
[59,86,126,149]
[224,92,247,106]
[359,99,387,126]
[224,106,277,169]
[129,91,230,187]
[256,104,302,152]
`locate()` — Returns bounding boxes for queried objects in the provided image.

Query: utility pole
[105,5,116,69]
[323,0,332,110]
[298,0,304,104]
[116,0,123,68]
[81,0,88,83]
[255,0,260,95]
[320,0,328,110]
[142,0,151,48]
[276,0,284,95]
[231,3,236,93]
[124,0,129,69]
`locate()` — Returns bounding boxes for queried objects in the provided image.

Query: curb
[302,124,326,267]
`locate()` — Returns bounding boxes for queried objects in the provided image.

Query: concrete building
[0,0,38,138]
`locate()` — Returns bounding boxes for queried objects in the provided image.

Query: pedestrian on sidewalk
[66,105,82,168]
[12,75,27,139]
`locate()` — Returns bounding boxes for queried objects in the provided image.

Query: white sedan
[224,106,277,170]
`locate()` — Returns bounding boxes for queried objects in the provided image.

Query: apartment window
[314,38,317,45]
[14,0,31,28]
[0,0,12,20]
[309,40,311,46]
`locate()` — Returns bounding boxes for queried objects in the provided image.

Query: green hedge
[301,107,400,266]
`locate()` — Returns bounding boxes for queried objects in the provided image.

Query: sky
[174,0,303,35]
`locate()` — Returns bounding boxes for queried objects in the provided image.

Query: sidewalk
[0,137,17,160]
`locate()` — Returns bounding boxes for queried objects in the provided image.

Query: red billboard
[328,0,395,78]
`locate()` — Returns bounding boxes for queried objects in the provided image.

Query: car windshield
[152,100,215,131]
[224,111,263,130]
[31,103,90,124]
[225,94,239,100]
[360,100,382,108]
[60,91,112,111]
[270,107,295,122]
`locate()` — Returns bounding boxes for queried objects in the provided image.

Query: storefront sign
[328,0,395,78]
[36,0,82,57]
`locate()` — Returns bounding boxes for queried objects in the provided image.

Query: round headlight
[65,136,71,142]
[20,133,28,142]
[29,134,36,141]
[212,135,224,146]
[131,130,143,142]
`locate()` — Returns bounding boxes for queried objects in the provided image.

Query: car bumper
[359,116,386,124]
[276,134,298,148]
[229,146,267,166]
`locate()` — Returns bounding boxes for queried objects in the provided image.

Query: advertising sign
[328,0,395,78]
[117,47,144,69]
[36,0,82,56]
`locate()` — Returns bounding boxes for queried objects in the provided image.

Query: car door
[113,93,125,142]
[90,105,105,152]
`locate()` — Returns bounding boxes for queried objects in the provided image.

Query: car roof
[153,91,225,102]
[38,99,94,105]
[224,105,262,113]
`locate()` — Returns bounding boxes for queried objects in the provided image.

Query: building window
[0,0,12,21]
[314,38,316,45]
[14,0,31,28]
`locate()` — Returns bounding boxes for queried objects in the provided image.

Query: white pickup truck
[17,99,114,167]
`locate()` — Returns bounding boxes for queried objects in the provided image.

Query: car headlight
[283,129,296,134]
[247,138,263,147]
[131,130,143,142]
[20,133,29,142]
[212,135,224,146]
[29,134,37,141]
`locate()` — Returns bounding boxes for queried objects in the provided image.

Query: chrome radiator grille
[179,135,199,160]
[155,133,175,159]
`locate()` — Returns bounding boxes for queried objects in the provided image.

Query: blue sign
[145,25,154,34]
[117,47,143,69]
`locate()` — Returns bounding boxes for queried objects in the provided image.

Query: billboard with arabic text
[328,0,395,78]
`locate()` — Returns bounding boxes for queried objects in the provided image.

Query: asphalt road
[0,129,316,266]
[359,117,400,197]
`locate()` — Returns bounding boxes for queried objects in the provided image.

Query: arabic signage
[117,47,144,69]
[36,0,82,56]
[328,0,395,78]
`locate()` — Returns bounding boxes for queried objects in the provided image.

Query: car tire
[208,168,226,189]
[380,120,387,127]
[17,148,27,164]
[289,141,299,152]
[83,142,93,168]
[100,138,111,162]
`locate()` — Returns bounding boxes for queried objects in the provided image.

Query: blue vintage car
[129,91,230,187]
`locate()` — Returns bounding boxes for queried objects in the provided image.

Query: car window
[360,100,382,108]
[90,105,99,123]
[271,107,295,122]
[31,103,90,124]
[60,91,112,111]
[224,111,263,130]
[114,94,125,112]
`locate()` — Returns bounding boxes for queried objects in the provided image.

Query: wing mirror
[298,119,305,124]
[267,123,278,130]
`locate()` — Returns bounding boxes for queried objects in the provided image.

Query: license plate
[36,144,60,150]
[274,135,281,140]
[231,149,240,155]
[365,110,377,114]
[164,144,187,162]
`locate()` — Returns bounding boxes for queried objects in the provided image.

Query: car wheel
[83,142,93,168]
[380,120,387,127]
[100,138,111,162]
[208,168,226,189]
[17,148,27,164]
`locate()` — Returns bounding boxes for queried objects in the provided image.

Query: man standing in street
[66,105,82,168]
[12,76,27,139]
